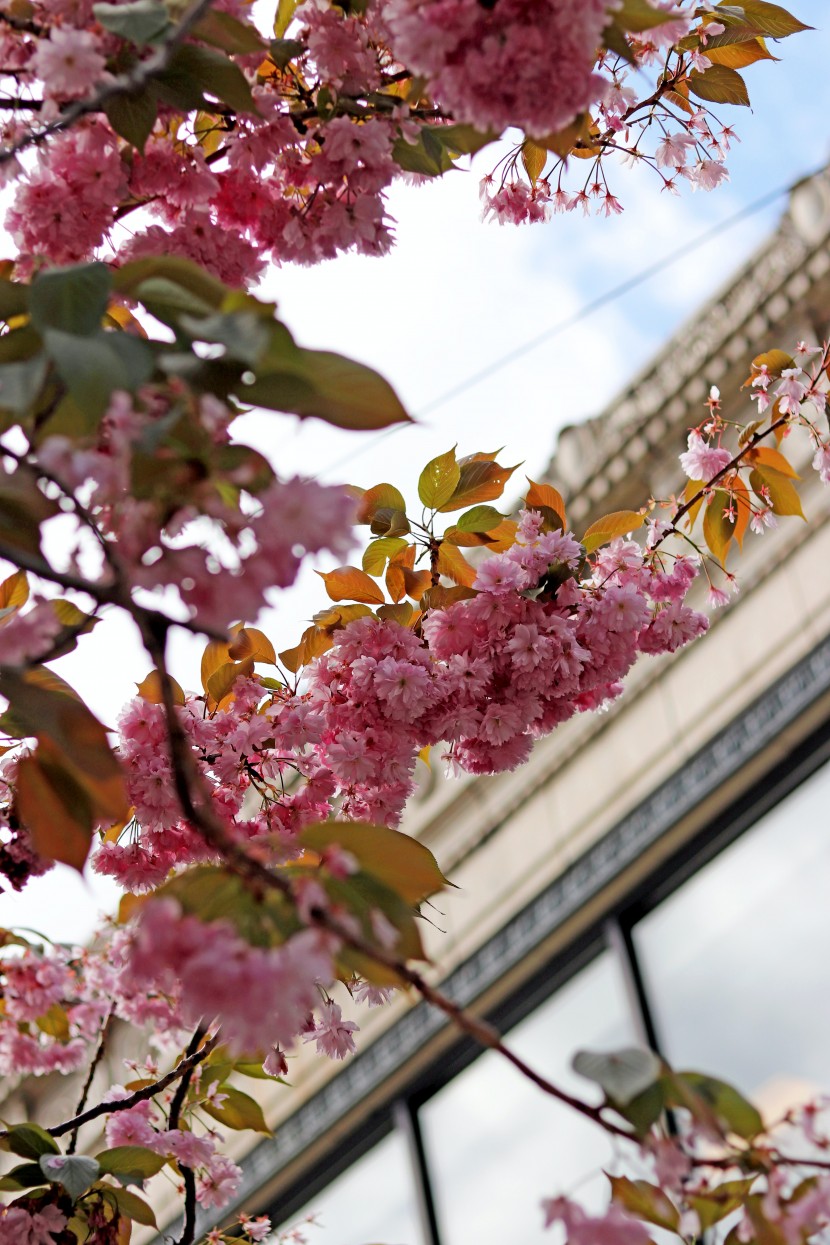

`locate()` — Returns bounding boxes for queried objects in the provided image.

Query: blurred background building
[152,163,830,1244]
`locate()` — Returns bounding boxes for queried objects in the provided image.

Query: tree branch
[44,1030,219,1139]
[66,1007,115,1155]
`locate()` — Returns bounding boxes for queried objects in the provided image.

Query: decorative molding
[171,630,830,1242]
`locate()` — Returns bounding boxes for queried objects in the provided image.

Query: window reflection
[634,761,830,1111]
[419,952,636,1245]
[279,1130,425,1245]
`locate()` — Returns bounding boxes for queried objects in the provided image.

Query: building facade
[158,166,830,1245]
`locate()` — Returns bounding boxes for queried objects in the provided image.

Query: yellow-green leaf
[301,821,451,906]
[362,537,408,576]
[703,490,734,563]
[202,1086,270,1133]
[521,139,547,187]
[418,448,460,510]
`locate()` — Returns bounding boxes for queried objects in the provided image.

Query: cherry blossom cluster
[34,389,355,633]
[0,0,775,277]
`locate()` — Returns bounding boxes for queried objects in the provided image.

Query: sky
[3,0,830,943]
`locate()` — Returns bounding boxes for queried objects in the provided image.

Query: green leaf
[300,821,451,907]
[42,330,130,419]
[0,469,58,556]
[674,1072,763,1139]
[155,44,257,114]
[0,355,48,417]
[93,0,170,43]
[239,350,411,430]
[0,277,29,323]
[114,256,228,309]
[30,263,112,336]
[571,1047,662,1105]
[392,129,456,177]
[269,36,304,68]
[96,1146,167,1183]
[609,1175,680,1231]
[179,310,270,367]
[1,1123,60,1160]
[104,88,159,151]
[193,8,264,54]
[202,1086,270,1133]
[615,0,682,30]
[104,1185,158,1227]
[456,505,504,533]
[719,0,812,37]
[0,1161,47,1189]
[689,64,750,107]
[418,449,460,510]
[39,1153,100,1200]
[688,1178,758,1231]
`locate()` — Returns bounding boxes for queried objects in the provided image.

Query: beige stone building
[155,167,830,1245]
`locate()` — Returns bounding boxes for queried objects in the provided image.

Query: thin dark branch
[44,1030,219,1138]
[67,1008,115,1154]
[170,1026,206,1245]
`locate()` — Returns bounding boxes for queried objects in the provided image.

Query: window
[633,760,830,1111]
[418,953,636,1245]
[279,1131,425,1245]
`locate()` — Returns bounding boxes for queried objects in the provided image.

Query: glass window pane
[279,1130,425,1245]
[419,952,637,1245]
[633,761,830,1114]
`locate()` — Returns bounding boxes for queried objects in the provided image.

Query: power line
[319,165,820,478]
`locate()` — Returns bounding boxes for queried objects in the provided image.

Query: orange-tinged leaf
[386,562,406,603]
[318,566,385,606]
[749,348,795,380]
[439,460,519,512]
[356,483,406,525]
[420,584,477,611]
[0,668,128,821]
[206,658,255,704]
[136,670,186,706]
[706,37,775,69]
[436,542,477,587]
[300,821,451,906]
[15,750,93,872]
[731,476,752,550]
[525,478,566,527]
[745,446,799,479]
[484,519,519,552]
[279,625,333,673]
[418,448,460,510]
[608,1175,680,1232]
[581,510,644,554]
[314,603,375,631]
[0,569,28,610]
[201,638,232,697]
[227,625,277,665]
[377,602,419,627]
[402,568,432,600]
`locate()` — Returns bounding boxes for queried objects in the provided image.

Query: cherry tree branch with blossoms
[0,1,826,1243]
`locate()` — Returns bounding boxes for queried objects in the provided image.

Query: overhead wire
[317,165,821,479]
